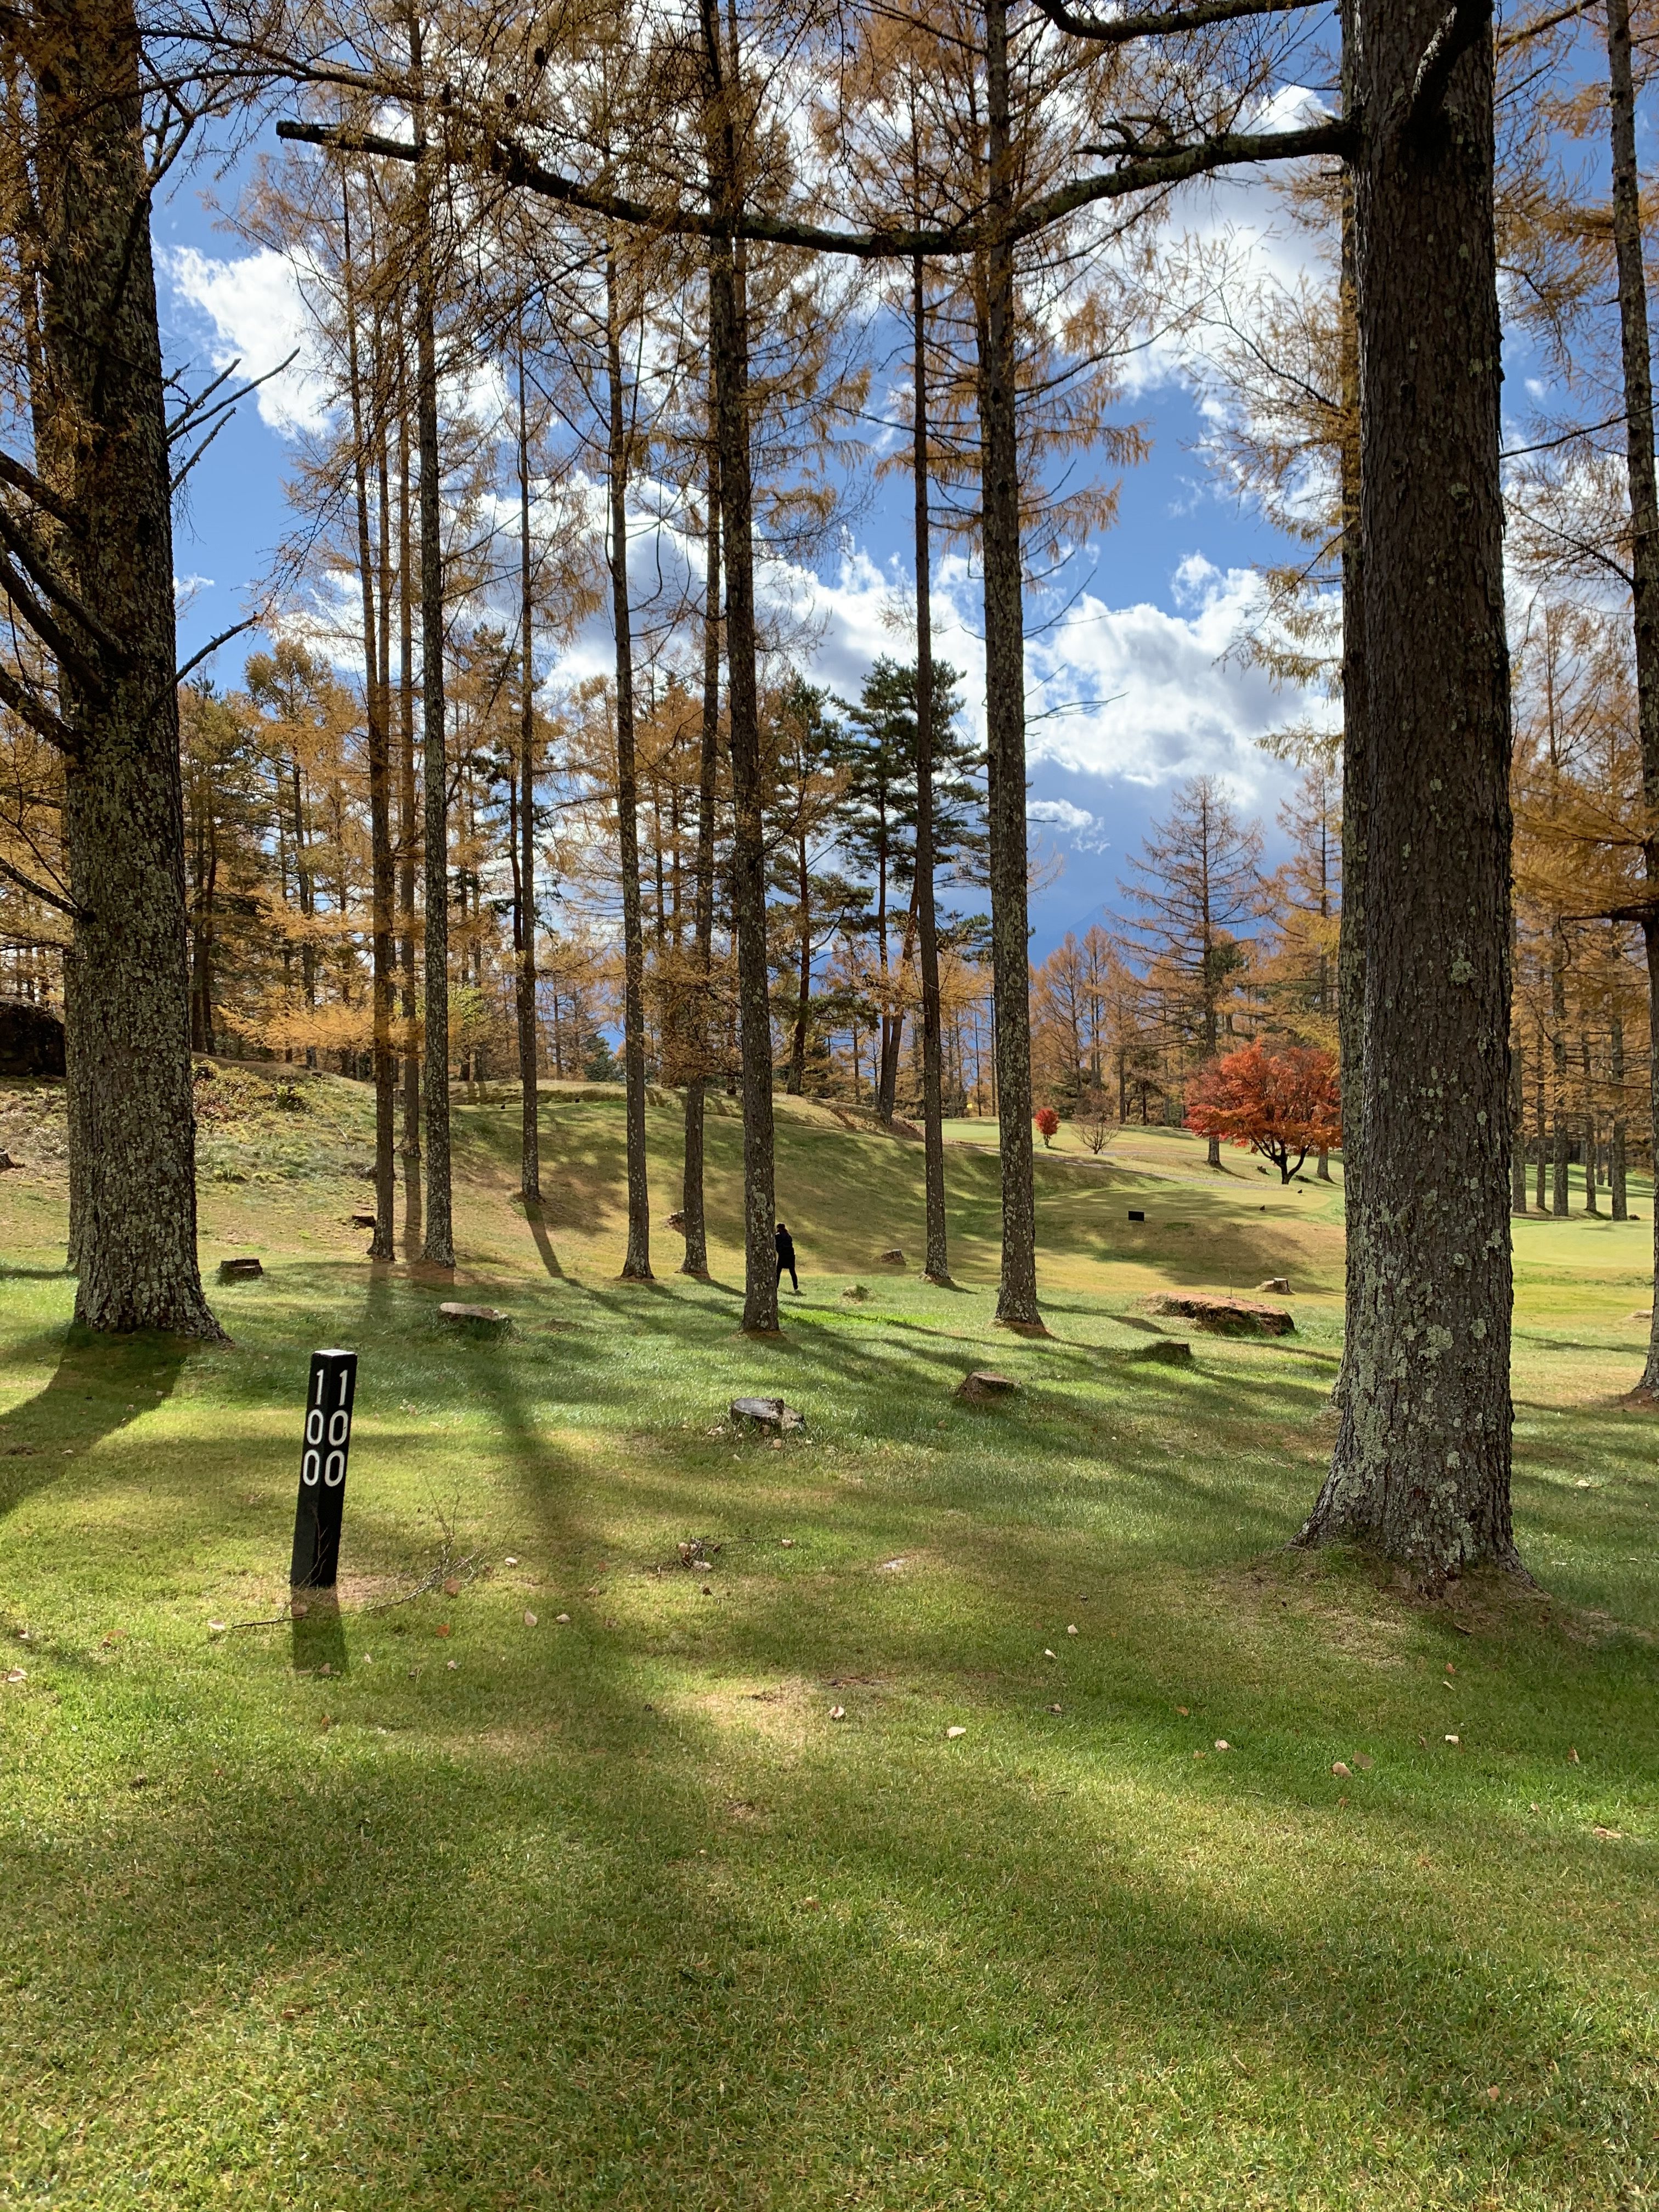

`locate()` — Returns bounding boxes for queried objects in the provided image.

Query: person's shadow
[0,1327,190,1521]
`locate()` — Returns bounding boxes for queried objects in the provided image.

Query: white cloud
[1024,556,1327,797]
[163,245,332,436]
[1026,805,1106,836]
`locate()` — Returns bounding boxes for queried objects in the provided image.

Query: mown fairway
[1,1072,1656,2209]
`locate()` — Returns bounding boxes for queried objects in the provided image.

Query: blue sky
[156,144,1325,965]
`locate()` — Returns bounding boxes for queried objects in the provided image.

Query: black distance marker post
[291,1349,358,1590]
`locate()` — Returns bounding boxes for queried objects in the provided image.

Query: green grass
[1,1077,1657,2209]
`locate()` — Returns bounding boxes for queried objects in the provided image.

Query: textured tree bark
[913,256,951,1285]
[33,0,218,1335]
[1606,0,1659,1387]
[514,342,540,1206]
[1510,1036,1528,1213]
[703,11,777,1335]
[681,420,720,1280]
[979,0,1040,1331]
[413,49,453,1269]
[1329,1,1368,1438]
[1299,0,1518,1577]
[607,253,652,1282]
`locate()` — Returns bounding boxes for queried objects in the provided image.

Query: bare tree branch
[274,114,1356,258]
[1028,0,1322,47]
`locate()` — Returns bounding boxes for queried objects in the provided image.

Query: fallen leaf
[701,1584,713,1596]
[803,1897,820,1910]
[207,1621,227,1635]
[780,1538,794,1548]
[523,1610,538,1627]
[319,1715,332,1731]
[829,1705,847,1720]
[1445,1662,1456,1675]
[1215,1739,1230,1752]
[1177,1705,1189,1717]
[1486,2087,1500,2102]
[435,1623,452,1638]
[129,1774,149,1790]
[1530,1801,1540,1813]
[1066,1624,1078,1636]
[555,1612,570,1624]
[442,1578,461,1598]
[1043,1648,1057,1660]
[446,1659,458,1671]
[1444,1734,1460,1747]
[1568,1746,1580,1764]
[1048,1703,1063,1714]
[946,1725,967,1740]
[1353,1753,1374,1770]
[1331,1761,1352,1778]
[1593,1824,1623,1839]
[504,1555,520,1567]
[5,1667,25,1684]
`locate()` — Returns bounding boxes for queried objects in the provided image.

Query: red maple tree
[1185,1042,1341,1184]
[1034,1106,1060,1148]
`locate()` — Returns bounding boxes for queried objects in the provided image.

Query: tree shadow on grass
[0,1327,189,1522]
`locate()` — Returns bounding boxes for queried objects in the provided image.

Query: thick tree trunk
[1330,4,1368,1438]
[1300,0,1517,1576]
[681,417,720,1281]
[979,0,1040,1330]
[1607,0,1659,1388]
[913,256,950,1285]
[607,254,652,1282]
[35,0,217,1335]
[413,67,453,1269]
[515,343,540,1206]
[703,18,777,1335]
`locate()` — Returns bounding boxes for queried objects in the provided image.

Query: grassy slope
[1,1073,1656,2210]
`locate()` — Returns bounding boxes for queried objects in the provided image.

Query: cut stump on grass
[730,1396,805,1432]
[877,1248,905,1265]
[217,1257,263,1282]
[1123,1339,1192,1366]
[956,1370,1020,1402]
[1141,1292,1295,1338]
[1258,1277,1292,1294]
[439,1302,511,1338]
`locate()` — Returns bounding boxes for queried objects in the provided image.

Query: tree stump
[217,1257,263,1283]
[439,1302,511,1338]
[730,1396,805,1432]
[1259,1277,1292,1294]
[955,1370,1020,1401]
[1141,1292,1294,1338]
[1125,1339,1192,1365]
[877,1248,905,1265]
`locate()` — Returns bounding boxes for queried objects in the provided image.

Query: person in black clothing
[774,1221,799,1293]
